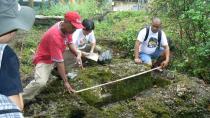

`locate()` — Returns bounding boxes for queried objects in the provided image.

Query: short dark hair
[82,19,95,31]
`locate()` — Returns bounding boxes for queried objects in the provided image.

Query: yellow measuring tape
[76,66,161,93]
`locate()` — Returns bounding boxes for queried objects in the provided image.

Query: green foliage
[150,0,210,81]
[117,29,137,56]
[172,40,210,81]
[95,22,113,40]
[95,11,150,57]
[151,0,209,43]
[16,26,47,75]
[39,2,70,16]
[38,0,110,19]
[106,11,147,21]
[69,0,99,19]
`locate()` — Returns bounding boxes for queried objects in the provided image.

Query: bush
[150,0,209,81]
[187,41,210,81]
[39,0,109,19]
[95,11,150,57]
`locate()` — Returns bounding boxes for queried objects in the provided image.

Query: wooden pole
[75,66,161,93]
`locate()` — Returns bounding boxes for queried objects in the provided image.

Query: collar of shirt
[57,21,69,45]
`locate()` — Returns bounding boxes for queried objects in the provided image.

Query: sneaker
[67,72,77,80]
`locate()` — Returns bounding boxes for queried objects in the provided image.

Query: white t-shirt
[72,29,96,49]
[137,27,168,54]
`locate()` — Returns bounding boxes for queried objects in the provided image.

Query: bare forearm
[164,46,170,62]
[68,44,78,56]
[90,43,96,53]
[57,62,68,82]
[56,62,75,93]
[134,40,141,59]
[68,44,82,58]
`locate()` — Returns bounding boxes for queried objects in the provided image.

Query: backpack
[98,49,112,65]
[143,26,162,48]
[143,27,174,51]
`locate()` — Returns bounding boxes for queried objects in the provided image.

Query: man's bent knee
[143,61,152,66]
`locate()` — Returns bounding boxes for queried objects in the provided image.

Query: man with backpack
[134,17,170,68]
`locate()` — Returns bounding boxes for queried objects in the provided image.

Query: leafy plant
[38,0,110,19]
[150,0,210,81]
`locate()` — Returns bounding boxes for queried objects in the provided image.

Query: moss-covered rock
[24,58,172,117]
[70,59,157,106]
[101,73,210,118]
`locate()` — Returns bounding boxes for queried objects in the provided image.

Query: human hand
[90,50,94,54]
[76,55,83,69]
[64,82,75,93]
[160,60,169,68]
[83,52,90,56]
[134,58,142,64]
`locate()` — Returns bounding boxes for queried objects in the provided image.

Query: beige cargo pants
[23,63,54,100]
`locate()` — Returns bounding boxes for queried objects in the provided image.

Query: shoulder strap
[158,30,162,47]
[144,27,149,41]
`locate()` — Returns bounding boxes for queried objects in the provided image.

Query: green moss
[71,66,172,106]
[153,78,171,88]
[109,74,154,102]
[137,98,170,118]
[175,107,208,118]
[174,98,185,106]
[134,109,156,118]
[103,97,171,118]
[103,103,130,117]
[24,79,106,117]
[73,67,114,105]
[75,64,149,105]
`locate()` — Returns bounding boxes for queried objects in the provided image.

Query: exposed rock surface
[102,73,210,118]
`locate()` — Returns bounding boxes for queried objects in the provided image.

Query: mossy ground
[16,11,210,117]
[24,57,173,117]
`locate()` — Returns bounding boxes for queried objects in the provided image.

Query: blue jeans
[139,47,164,65]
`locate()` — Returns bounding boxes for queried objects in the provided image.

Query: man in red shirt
[23,11,83,100]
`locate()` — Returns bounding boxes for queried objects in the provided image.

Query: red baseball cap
[64,11,84,29]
